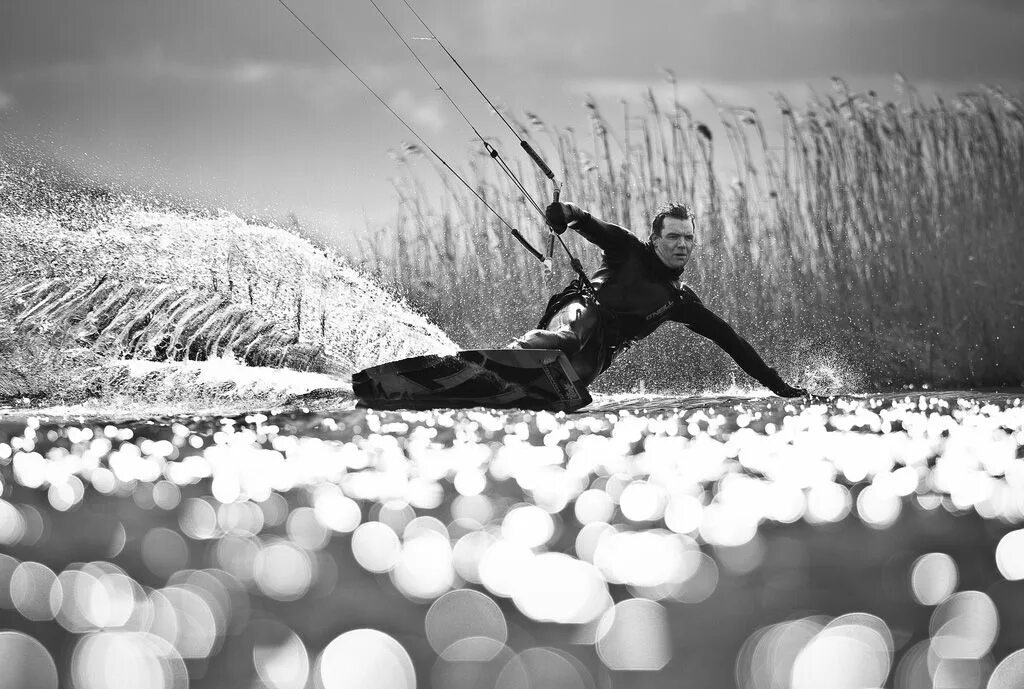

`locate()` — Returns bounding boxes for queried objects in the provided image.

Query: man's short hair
[650,203,694,237]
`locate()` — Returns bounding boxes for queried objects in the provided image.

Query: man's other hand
[773,383,809,398]
[545,201,576,234]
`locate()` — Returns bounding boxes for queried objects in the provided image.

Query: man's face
[651,216,695,271]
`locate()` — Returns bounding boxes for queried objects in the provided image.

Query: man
[512,200,807,397]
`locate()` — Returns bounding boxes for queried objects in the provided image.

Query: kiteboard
[351,349,591,412]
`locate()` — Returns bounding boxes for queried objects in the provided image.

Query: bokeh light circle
[893,639,932,689]
[664,494,704,534]
[479,539,534,598]
[715,536,766,576]
[392,530,455,601]
[497,647,591,689]
[141,528,191,580]
[502,504,554,549]
[252,619,310,689]
[425,588,508,655]
[574,489,615,525]
[805,483,851,524]
[741,618,824,689]
[0,500,27,545]
[313,487,362,534]
[179,498,218,540]
[11,561,59,622]
[574,522,616,564]
[619,481,667,522]
[0,631,58,689]
[316,629,415,689]
[54,569,99,633]
[699,504,758,547]
[995,530,1024,581]
[932,657,987,689]
[351,521,401,573]
[254,540,314,601]
[910,553,959,605]
[157,585,220,659]
[287,507,332,550]
[856,484,902,529]
[672,551,719,604]
[376,501,415,536]
[791,621,892,689]
[431,638,517,689]
[988,648,1024,689]
[403,516,450,542]
[451,494,495,525]
[70,631,187,689]
[596,599,672,670]
[929,590,999,659]
[213,534,262,584]
[217,499,265,536]
[452,530,495,584]
[512,552,610,624]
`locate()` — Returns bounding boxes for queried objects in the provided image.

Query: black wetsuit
[516,210,790,392]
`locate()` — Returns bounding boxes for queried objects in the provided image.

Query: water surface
[2,390,1023,688]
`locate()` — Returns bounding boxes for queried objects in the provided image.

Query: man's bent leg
[510,301,588,356]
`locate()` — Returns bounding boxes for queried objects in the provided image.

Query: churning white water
[0,152,456,413]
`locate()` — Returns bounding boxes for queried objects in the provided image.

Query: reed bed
[360,78,1024,392]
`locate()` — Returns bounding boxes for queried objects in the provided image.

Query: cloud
[391,89,447,133]
[10,56,378,110]
[702,0,855,21]
[0,88,13,110]
[128,55,452,125]
[701,0,1023,26]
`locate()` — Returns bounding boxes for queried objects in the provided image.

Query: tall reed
[360,78,1024,392]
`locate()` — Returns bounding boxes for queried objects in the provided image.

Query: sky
[2,0,1024,247]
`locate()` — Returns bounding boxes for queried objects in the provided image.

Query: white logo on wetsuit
[646,300,674,321]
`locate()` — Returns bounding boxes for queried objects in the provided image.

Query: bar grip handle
[521,141,555,180]
[511,228,545,263]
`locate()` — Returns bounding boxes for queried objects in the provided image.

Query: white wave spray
[0,148,456,414]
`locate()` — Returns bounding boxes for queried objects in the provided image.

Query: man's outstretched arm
[546,201,634,254]
[679,298,807,397]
